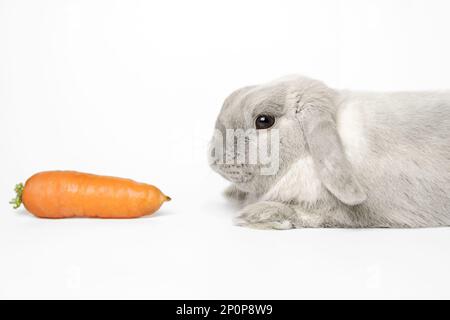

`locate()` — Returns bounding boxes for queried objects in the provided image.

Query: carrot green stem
[9,183,24,209]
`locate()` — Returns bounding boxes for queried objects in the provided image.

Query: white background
[1,0,450,299]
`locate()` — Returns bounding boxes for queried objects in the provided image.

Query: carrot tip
[10,183,24,209]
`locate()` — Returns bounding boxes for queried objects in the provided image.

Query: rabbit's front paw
[234,201,297,230]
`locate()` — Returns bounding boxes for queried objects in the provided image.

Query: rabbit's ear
[297,108,367,206]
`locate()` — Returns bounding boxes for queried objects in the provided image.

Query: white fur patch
[262,157,324,203]
[336,100,367,162]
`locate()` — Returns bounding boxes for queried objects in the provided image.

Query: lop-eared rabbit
[209,76,450,229]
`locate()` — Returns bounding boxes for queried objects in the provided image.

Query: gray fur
[209,75,450,229]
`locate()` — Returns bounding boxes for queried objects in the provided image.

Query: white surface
[1,0,450,299]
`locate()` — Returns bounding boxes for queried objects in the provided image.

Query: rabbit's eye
[255,114,275,130]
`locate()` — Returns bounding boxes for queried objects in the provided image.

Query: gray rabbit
[209,75,450,229]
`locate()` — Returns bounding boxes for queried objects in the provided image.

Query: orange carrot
[10,171,171,219]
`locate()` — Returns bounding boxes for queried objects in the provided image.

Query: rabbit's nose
[215,122,226,133]
[208,137,225,165]
[208,146,220,165]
